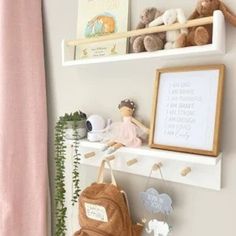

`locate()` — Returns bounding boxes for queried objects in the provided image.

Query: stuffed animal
[146,219,170,236]
[149,9,188,49]
[130,8,166,53]
[182,0,236,46]
[102,99,149,154]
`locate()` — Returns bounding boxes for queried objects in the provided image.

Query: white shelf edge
[71,140,222,166]
[62,10,225,67]
[66,139,222,190]
[62,44,221,66]
[79,161,222,191]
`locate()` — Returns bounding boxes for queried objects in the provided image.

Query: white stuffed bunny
[149,9,188,49]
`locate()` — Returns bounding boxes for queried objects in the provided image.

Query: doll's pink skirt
[109,120,142,147]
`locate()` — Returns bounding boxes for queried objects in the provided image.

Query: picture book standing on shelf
[76,0,129,59]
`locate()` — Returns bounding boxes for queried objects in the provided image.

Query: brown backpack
[74,160,143,236]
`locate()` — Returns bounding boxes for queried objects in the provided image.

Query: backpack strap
[121,190,131,216]
[97,159,117,186]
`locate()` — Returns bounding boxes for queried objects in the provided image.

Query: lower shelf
[68,140,222,191]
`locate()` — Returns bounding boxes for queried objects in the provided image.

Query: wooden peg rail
[66,16,213,47]
[66,139,222,190]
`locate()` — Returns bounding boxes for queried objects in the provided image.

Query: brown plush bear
[177,0,236,47]
[130,8,165,53]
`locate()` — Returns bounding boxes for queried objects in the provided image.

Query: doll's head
[118,99,136,117]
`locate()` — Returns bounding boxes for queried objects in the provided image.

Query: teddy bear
[179,0,236,46]
[130,7,166,53]
[149,9,188,49]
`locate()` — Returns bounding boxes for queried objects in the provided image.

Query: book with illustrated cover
[76,0,129,59]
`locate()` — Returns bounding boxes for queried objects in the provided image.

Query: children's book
[76,0,129,59]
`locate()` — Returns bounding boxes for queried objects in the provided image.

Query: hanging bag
[74,159,143,236]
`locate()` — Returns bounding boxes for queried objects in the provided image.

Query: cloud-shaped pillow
[140,188,173,215]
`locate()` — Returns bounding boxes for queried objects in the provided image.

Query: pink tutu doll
[102,99,149,154]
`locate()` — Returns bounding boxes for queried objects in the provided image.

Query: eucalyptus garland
[71,120,81,205]
[54,111,86,236]
[55,116,67,236]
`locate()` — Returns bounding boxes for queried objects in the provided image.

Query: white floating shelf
[79,140,221,166]
[62,11,225,67]
[67,140,222,190]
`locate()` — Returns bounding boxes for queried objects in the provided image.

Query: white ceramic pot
[65,120,87,140]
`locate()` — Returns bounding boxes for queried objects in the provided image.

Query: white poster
[151,68,223,154]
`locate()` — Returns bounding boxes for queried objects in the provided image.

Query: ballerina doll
[102,99,150,154]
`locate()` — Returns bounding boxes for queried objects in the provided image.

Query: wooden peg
[152,162,163,171]
[127,158,138,167]
[84,151,96,159]
[181,167,192,176]
[141,218,147,224]
[105,155,116,161]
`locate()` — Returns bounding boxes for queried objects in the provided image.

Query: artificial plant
[55,111,87,236]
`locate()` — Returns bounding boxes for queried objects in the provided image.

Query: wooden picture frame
[149,65,225,157]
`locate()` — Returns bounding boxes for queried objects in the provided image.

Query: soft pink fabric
[0,0,48,236]
[110,116,142,147]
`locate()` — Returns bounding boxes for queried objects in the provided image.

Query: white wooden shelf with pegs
[62,11,225,67]
[67,139,222,191]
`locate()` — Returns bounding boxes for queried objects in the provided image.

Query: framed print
[76,0,129,59]
[149,65,225,157]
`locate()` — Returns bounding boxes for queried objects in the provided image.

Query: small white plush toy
[149,9,188,49]
[146,219,170,236]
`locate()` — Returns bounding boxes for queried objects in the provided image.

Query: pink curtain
[0,0,48,235]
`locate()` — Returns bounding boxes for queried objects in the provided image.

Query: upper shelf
[62,11,225,67]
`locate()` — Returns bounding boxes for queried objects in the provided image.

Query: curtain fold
[0,0,48,235]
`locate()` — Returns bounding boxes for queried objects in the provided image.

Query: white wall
[43,0,236,235]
